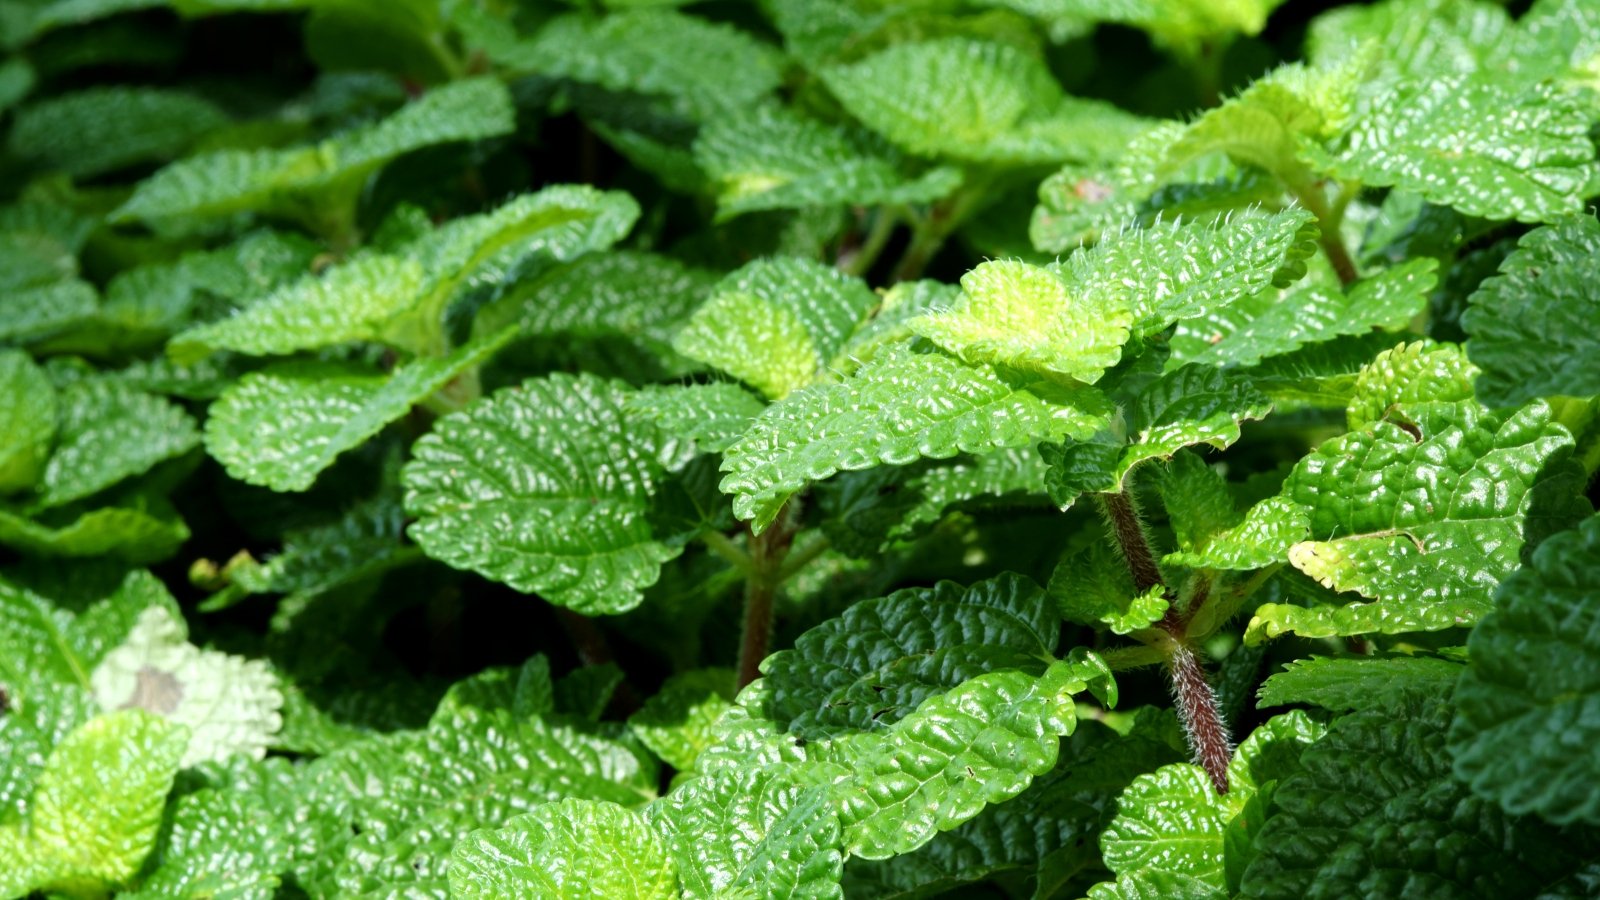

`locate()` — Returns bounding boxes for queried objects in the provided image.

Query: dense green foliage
[2,0,1599,897]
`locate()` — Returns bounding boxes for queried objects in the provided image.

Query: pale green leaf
[695,105,961,220]
[1307,0,1515,80]
[1256,654,1465,712]
[1170,258,1436,368]
[719,345,1112,531]
[8,86,227,178]
[1248,398,1590,643]
[1307,77,1600,224]
[120,788,289,900]
[35,380,200,510]
[821,37,1149,165]
[672,257,877,401]
[1055,0,1285,58]
[761,574,1059,737]
[0,501,190,563]
[650,766,842,899]
[909,258,1131,383]
[435,656,555,722]
[627,383,766,455]
[1462,216,1600,407]
[403,373,680,615]
[204,327,514,492]
[0,351,55,494]
[1451,513,1600,825]
[834,279,957,377]
[1344,340,1476,431]
[628,669,735,772]
[1042,365,1272,502]
[449,799,678,899]
[90,606,283,766]
[0,684,96,825]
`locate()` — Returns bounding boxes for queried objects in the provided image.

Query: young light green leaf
[695,105,961,220]
[403,373,680,615]
[1250,398,1590,643]
[1451,513,1600,826]
[672,257,877,401]
[1462,216,1600,407]
[204,327,514,492]
[720,345,1112,531]
[1344,340,1476,431]
[1055,0,1286,59]
[628,669,735,772]
[0,710,187,899]
[1065,208,1321,337]
[1307,77,1600,224]
[821,37,1148,165]
[35,380,200,510]
[1042,365,1272,503]
[909,258,1132,383]
[112,78,514,228]
[0,501,190,563]
[91,606,283,766]
[0,351,55,494]
[449,799,679,900]
[760,574,1059,737]
[627,383,766,455]
[650,766,842,899]
[0,684,96,823]
[1307,0,1515,80]
[1170,258,1436,368]
[1090,763,1239,899]
[8,86,227,178]
[1157,453,1310,571]
[1257,654,1465,712]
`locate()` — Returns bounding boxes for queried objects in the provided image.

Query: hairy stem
[1097,490,1165,596]
[1166,639,1233,794]
[736,505,799,688]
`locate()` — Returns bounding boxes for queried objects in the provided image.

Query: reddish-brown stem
[736,505,798,689]
[1167,639,1233,794]
[1098,491,1165,596]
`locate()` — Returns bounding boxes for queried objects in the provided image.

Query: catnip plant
[1,0,1599,897]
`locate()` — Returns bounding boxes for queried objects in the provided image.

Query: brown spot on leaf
[120,666,184,716]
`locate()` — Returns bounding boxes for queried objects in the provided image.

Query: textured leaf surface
[0,711,187,898]
[1462,216,1600,407]
[695,105,960,219]
[1310,77,1600,224]
[1451,514,1600,825]
[449,799,678,899]
[720,346,1112,530]
[1159,453,1309,571]
[1043,366,1272,503]
[1171,258,1435,368]
[628,669,735,772]
[910,259,1131,383]
[90,606,283,766]
[0,351,55,494]
[673,257,876,401]
[1242,698,1600,898]
[761,574,1058,737]
[0,502,189,563]
[1092,763,1238,898]
[37,380,200,509]
[1064,209,1320,336]
[8,86,226,178]
[120,788,288,900]
[1343,340,1477,431]
[1257,654,1464,712]
[204,328,514,491]
[1165,60,1358,181]
[627,383,766,455]
[1050,540,1168,635]
[1249,398,1588,642]
[403,373,679,614]
[651,766,842,899]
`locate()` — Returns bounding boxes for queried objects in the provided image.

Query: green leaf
[0,710,187,899]
[0,351,55,494]
[0,684,96,824]
[1042,365,1272,503]
[1171,258,1436,368]
[1091,763,1238,899]
[821,37,1149,164]
[8,86,227,178]
[0,566,180,694]
[1050,540,1169,635]
[0,501,190,563]
[90,605,283,766]
[627,383,767,455]
[119,788,289,900]
[0,57,33,115]
[1158,451,1310,571]
[112,78,514,228]
[628,669,736,772]
[1257,654,1465,712]
[450,799,679,899]
[403,373,680,615]
[672,257,877,401]
[1451,513,1600,826]
[436,655,555,722]
[1,279,98,344]
[1241,697,1600,898]
[1307,0,1514,80]
[1249,397,1590,643]
[909,258,1132,383]
[1055,0,1286,58]
[36,380,200,510]
[650,766,843,899]
[1463,216,1600,407]
[203,327,514,492]
[761,574,1059,737]
[1307,77,1600,224]
[695,105,961,220]
[1343,340,1476,431]
[1066,209,1321,337]
[1225,709,1327,797]
[719,345,1112,531]
[515,9,784,121]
